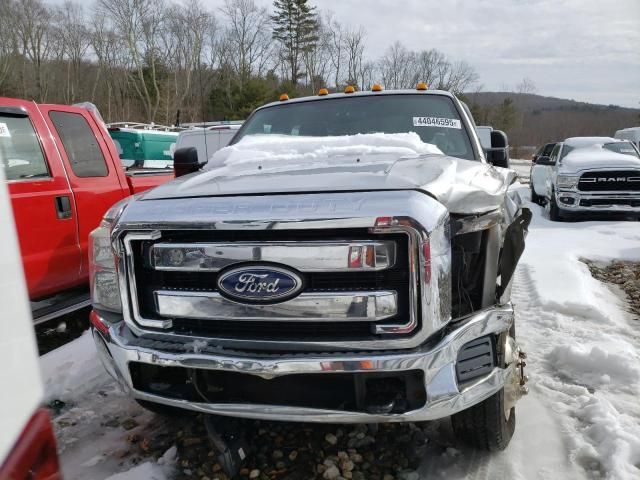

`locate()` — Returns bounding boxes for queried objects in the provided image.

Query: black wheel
[530,185,542,205]
[136,399,195,417]
[451,330,516,451]
[548,191,564,222]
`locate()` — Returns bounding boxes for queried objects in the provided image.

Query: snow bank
[548,343,640,387]
[515,186,640,479]
[204,132,442,171]
[39,329,106,402]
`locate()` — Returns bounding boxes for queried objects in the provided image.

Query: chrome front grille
[578,170,640,192]
[127,229,415,344]
[114,190,452,351]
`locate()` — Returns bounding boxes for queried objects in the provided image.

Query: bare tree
[378,41,415,89]
[0,0,19,90]
[516,77,537,95]
[344,26,365,87]
[13,0,56,101]
[324,13,345,90]
[54,1,90,103]
[97,0,169,122]
[302,16,332,91]
[220,0,273,84]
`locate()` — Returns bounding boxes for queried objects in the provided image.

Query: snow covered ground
[40,185,640,480]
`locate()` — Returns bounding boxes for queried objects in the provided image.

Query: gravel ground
[169,416,427,480]
[586,260,640,317]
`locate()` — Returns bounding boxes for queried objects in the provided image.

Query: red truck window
[0,114,50,181]
[48,111,108,178]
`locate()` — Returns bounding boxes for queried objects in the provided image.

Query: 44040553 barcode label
[412,117,461,129]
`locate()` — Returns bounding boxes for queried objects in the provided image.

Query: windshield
[604,141,640,158]
[233,94,476,160]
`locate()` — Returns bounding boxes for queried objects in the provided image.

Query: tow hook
[204,415,251,477]
[518,351,529,394]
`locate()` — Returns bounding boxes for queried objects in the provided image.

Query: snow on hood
[144,133,517,215]
[560,145,640,172]
[203,132,444,172]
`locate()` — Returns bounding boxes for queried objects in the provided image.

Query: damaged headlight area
[89,197,133,312]
[556,175,579,189]
[90,219,121,312]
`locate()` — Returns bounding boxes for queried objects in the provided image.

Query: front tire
[530,185,542,205]
[548,191,564,221]
[451,329,517,451]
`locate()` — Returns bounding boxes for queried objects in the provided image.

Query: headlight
[89,197,134,312]
[89,219,121,312]
[556,175,579,189]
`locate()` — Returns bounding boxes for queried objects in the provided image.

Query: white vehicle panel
[0,167,43,462]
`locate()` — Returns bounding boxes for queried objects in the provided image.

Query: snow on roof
[564,136,618,147]
[204,132,443,170]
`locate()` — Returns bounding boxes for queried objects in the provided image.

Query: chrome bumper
[556,190,640,213]
[93,304,520,423]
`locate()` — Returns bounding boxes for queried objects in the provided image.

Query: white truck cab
[530,136,640,220]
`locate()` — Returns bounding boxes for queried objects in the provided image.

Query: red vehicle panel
[0,96,174,313]
[126,171,174,194]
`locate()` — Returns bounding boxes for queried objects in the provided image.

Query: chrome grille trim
[113,190,451,351]
[150,241,396,272]
[155,290,398,322]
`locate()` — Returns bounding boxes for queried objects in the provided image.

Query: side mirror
[485,130,510,168]
[536,156,555,166]
[173,147,204,177]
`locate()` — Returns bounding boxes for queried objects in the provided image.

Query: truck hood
[559,146,640,173]
[142,153,517,215]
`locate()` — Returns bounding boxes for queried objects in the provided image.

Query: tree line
[0,0,480,125]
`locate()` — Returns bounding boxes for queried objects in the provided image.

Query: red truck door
[1,100,82,299]
[41,105,130,281]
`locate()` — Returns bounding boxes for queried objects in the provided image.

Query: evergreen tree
[271,0,319,86]
[493,97,518,132]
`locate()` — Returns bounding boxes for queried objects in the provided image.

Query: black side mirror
[485,130,510,168]
[536,155,555,166]
[173,147,204,177]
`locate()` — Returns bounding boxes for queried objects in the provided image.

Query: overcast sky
[202,0,640,108]
[46,0,640,107]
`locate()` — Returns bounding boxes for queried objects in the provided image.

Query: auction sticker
[0,122,10,137]
[413,117,461,129]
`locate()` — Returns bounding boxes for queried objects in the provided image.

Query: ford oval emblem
[217,265,303,303]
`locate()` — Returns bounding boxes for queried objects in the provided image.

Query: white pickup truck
[530,136,640,220]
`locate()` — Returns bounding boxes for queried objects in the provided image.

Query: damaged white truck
[89,87,531,461]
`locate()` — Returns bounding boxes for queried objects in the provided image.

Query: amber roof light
[344,85,355,94]
[372,84,383,92]
[318,88,329,96]
[416,82,428,91]
[279,93,289,101]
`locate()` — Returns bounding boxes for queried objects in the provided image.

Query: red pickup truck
[0,97,173,323]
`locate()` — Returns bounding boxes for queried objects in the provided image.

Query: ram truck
[0,97,174,323]
[90,87,530,452]
[531,136,640,220]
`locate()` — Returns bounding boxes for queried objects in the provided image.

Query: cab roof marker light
[279,93,289,101]
[344,85,355,94]
[372,84,383,92]
[416,82,428,90]
[318,88,329,96]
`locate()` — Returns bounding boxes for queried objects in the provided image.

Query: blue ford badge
[217,265,303,302]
